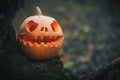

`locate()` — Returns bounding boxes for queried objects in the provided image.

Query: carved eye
[51,21,60,32]
[26,20,38,32]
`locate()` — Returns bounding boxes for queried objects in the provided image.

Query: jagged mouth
[19,34,63,45]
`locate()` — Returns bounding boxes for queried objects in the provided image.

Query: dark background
[11,0,120,77]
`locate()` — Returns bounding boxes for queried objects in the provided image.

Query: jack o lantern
[18,7,64,60]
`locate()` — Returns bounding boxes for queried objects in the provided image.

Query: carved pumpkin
[18,7,63,60]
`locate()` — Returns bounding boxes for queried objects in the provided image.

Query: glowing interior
[21,20,63,44]
[51,21,60,32]
[26,20,38,32]
[26,20,60,33]
[18,15,64,60]
[19,35,62,44]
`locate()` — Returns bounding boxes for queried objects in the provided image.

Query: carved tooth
[47,42,53,47]
[52,42,57,47]
[43,44,48,47]
[23,40,27,45]
[53,42,57,47]
[28,41,33,46]
[43,42,49,47]
[51,42,54,45]
[34,42,40,47]
[50,44,53,47]
[54,43,58,47]
[46,42,50,46]
[55,42,60,45]
[57,39,61,42]
[41,42,45,45]
[58,39,63,42]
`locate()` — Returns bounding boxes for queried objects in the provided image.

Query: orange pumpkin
[18,7,64,60]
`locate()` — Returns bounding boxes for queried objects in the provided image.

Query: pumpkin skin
[18,15,63,60]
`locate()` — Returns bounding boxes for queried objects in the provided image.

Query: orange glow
[18,15,63,60]
[26,20,38,32]
[51,21,60,32]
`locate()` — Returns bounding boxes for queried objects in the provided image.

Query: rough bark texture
[0,0,72,80]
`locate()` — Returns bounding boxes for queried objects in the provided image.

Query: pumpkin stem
[35,6,42,15]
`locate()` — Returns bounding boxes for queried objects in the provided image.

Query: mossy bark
[0,0,72,80]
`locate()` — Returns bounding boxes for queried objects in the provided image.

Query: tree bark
[0,0,72,80]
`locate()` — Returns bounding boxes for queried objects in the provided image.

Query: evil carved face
[18,15,63,60]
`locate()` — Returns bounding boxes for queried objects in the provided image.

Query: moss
[0,52,72,80]
[0,0,72,80]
